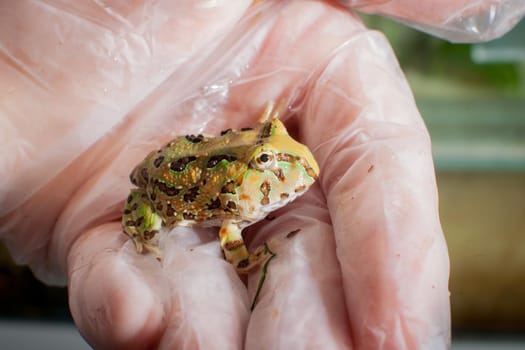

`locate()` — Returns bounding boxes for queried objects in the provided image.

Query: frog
[122,101,319,275]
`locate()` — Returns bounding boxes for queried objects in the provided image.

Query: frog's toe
[127,233,162,260]
[128,234,144,254]
[235,258,255,274]
[142,241,162,260]
[235,244,276,274]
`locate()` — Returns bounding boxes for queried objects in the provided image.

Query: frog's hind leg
[219,220,277,310]
[122,189,163,259]
[219,220,274,274]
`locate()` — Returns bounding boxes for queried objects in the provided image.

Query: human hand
[342,0,525,42]
[2,1,521,349]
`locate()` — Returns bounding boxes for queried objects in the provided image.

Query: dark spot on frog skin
[156,180,181,196]
[206,197,221,210]
[260,181,270,197]
[143,230,159,240]
[170,156,197,172]
[140,168,149,182]
[294,184,306,193]
[125,220,135,227]
[258,122,272,139]
[123,209,132,215]
[276,153,295,163]
[127,194,134,203]
[150,192,157,201]
[221,181,236,194]
[207,154,237,168]
[135,216,144,227]
[226,201,237,210]
[183,186,200,202]
[129,173,138,186]
[260,180,271,206]
[183,212,196,220]
[280,193,289,200]
[185,134,204,143]
[131,203,138,211]
[156,203,163,212]
[237,258,250,269]
[224,240,244,251]
[220,128,232,136]
[153,156,165,168]
[296,157,318,180]
[166,205,176,217]
[241,127,253,132]
[272,168,285,182]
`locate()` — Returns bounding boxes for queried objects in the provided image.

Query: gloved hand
[343,0,525,42]
[1,1,522,349]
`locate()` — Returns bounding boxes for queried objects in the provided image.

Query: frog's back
[129,129,260,226]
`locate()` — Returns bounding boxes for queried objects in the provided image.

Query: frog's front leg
[219,219,273,274]
[122,189,163,258]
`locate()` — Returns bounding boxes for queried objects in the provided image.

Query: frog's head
[238,118,319,216]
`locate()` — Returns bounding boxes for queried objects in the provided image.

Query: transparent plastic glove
[342,0,525,42]
[0,0,462,349]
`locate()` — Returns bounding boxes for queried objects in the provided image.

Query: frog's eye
[259,153,271,163]
[253,151,275,169]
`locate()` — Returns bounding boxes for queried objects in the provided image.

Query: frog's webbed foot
[122,189,163,260]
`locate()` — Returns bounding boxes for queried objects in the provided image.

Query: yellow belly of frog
[122,102,319,273]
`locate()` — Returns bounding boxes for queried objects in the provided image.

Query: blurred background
[364,15,525,348]
[0,15,523,350]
